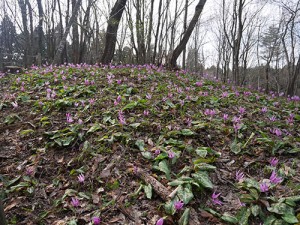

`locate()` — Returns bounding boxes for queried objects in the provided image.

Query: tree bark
[52,0,82,65]
[37,0,44,58]
[18,0,30,67]
[287,54,300,96]
[182,0,188,69]
[0,199,7,225]
[168,0,206,69]
[72,0,80,64]
[146,0,154,63]
[101,0,127,64]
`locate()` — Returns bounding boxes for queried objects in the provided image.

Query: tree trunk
[152,0,163,64]
[37,0,44,59]
[0,199,7,225]
[18,0,30,67]
[182,0,188,69]
[52,0,82,65]
[168,0,206,69]
[101,0,127,64]
[146,0,154,63]
[287,54,300,96]
[72,0,80,64]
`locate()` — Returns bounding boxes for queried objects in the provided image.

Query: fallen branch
[127,163,170,201]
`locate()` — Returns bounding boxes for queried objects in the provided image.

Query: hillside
[0,64,299,225]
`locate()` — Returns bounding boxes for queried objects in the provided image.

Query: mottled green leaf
[178,208,190,225]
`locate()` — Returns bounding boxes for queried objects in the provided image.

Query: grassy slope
[0,64,299,225]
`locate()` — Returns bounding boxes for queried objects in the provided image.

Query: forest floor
[0,65,300,225]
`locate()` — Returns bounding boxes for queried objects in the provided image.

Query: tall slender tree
[101,0,127,64]
[168,0,206,69]
[52,0,82,65]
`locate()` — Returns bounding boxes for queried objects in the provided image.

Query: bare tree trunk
[182,0,188,69]
[146,0,154,63]
[79,0,92,63]
[37,0,44,60]
[25,0,34,64]
[72,0,80,63]
[152,0,163,64]
[169,0,206,69]
[135,0,146,64]
[287,54,300,96]
[18,0,30,67]
[101,0,127,64]
[0,199,7,225]
[53,0,81,65]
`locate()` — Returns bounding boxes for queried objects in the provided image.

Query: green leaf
[164,199,176,215]
[165,100,176,108]
[192,171,213,189]
[141,151,152,159]
[180,129,194,136]
[282,214,299,224]
[194,162,216,171]
[195,149,207,157]
[267,203,294,215]
[236,207,251,225]
[87,123,103,134]
[251,204,261,216]
[129,123,141,128]
[230,138,242,154]
[78,192,90,199]
[288,148,300,154]
[221,212,238,224]
[168,177,194,186]
[263,215,277,225]
[122,101,138,110]
[178,208,190,225]
[143,184,152,199]
[239,194,256,203]
[154,160,171,180]
[177,184,194,204]
[135,139,145,151]
[20,129,35,136]
[249,188,259,200]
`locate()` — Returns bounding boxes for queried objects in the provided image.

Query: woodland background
[0,0,300,95]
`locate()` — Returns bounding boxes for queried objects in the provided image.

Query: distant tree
[18,0,30,67]
[53,0,82,65]
[0,199,7,225]
[0,15,18,54]
[101,0,128,64]
[260,25,282,93]
[168,0,206,69]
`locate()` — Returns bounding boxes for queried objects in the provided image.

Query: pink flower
[235,170,244,182]
[174,200,184,210]
[269,171,282,184]
[11,101,18,108]
[154,149,161,155]
[223,114,229,121]
[168,151,175,159]
[269,157,279,167]
[211,191,223,205]
[259,183,269,192]
[71,197,80,207]
[89,98,95,105]
[92,216,101,225]
[66,113,74,123]
[261,107,267,113]
[156,218,164,225]
[118,111,126,125]
[239,107,246,114]
[77,174,85,183]
[233,123,241,132]
[144,110,149,116]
